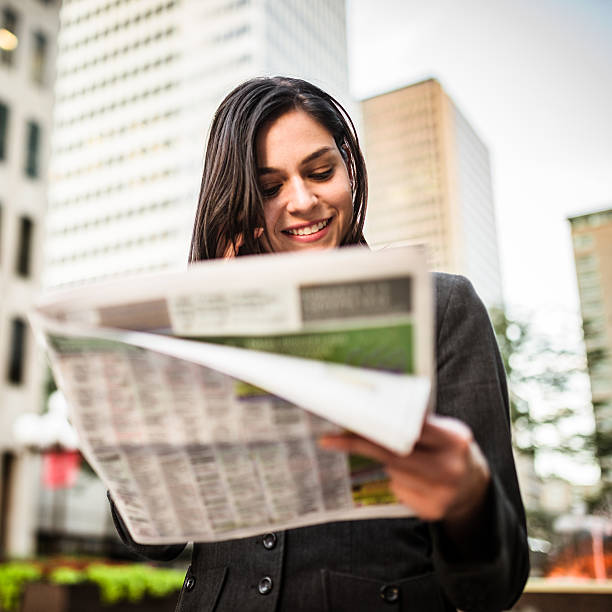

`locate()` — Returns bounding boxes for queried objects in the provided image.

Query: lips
[283,217,332,236]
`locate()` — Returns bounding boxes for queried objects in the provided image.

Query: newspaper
[30,245,434,544]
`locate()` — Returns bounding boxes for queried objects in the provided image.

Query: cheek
[335,181,353,219]
[333,170,353,209]
[263,202,277,231]
[259,204,280,253]
[337,191,354,240]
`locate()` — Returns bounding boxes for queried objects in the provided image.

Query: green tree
[489,307,593,462]
[580,319,612,513]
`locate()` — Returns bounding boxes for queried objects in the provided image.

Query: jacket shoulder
[432,272,484,331]
[432,271,477,300]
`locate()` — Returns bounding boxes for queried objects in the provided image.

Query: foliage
[0,558,184,611]
[524,508,557,543]
[48,566,85,585]
[44,366,58,408]
[581,319,612,513]
[0,562,42,612]
[83,564,184,604]
[490,306,612,517]
[489,307,593,461]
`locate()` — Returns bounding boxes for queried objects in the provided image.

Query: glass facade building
[46,0,350,288]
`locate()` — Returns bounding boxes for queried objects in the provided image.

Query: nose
[286,176,316,214]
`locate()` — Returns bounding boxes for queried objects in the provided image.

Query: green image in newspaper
[199,323,414,507]
[349,453,398,506]
[198,323,414,397]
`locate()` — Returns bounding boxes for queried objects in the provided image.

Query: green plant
[48,567,86,585]
[0,559,185,610]
[490,307,595,461]
[0,562,42,611]
[84,564,184,604]
[145,567,186,598]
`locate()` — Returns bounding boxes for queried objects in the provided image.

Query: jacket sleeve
[428,274,529,611]
[107,491,187,562]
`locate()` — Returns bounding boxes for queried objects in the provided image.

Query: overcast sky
[346,0,612,317]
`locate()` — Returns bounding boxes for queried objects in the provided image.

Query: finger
[387,478,436,513]
[388,479,420,511]
[387,448,451,480]
[417,414,473,448]
[385,466,431,495]
[318,434,397,466]
[319,434,448,475]
[388,480,448,521]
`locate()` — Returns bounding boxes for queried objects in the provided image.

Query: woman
[110,76,529,611]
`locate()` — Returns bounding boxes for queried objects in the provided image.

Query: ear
[341,143,355,189]
[340,142,350,164]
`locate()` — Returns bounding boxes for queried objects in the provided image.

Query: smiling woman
[109,76,530,612]
[188,76,367,261]
[257,110,354,251]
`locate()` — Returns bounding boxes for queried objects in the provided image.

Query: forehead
[256,110,336,165]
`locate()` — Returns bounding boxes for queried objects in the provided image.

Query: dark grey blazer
[109,273,529,612]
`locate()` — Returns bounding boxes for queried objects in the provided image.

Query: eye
[261,184,281,198]
[310,168,333,181]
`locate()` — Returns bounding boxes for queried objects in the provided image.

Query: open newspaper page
[30,245,433,544]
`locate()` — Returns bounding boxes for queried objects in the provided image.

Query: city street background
[0,0,610,602]
[349,0,612,314]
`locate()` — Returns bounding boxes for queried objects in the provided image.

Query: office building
[568,207,612,494]
[361,78,503,308]
[0,0,60,556]
[46,0,350,288]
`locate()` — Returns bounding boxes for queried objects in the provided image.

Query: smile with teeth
[285,218,331,236]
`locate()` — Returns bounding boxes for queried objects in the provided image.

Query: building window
[573,233,594,250]
[0,101,7,160]
[24,121,40,178]
[7,317,26,384]
[0,451,15,551]
[576,253,598,275]
[0,7,18,67]
[16,216,33,277]
[31,30,47,85]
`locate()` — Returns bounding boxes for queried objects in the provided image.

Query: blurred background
[0,0,610,609]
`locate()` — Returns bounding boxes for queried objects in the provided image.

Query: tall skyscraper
[46,0,350,288]
[0,0,60,556]
[568,207,612,498]
[361,79,503,308]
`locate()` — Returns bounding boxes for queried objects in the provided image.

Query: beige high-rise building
[361,78,503,308]
[568,207,612,494]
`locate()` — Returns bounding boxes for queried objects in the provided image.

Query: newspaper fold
[30,245,434,543]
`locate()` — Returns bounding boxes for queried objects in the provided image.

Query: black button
[262,532,277,550]
[380,584,399,603]
[258,576,273,595]
[185,576,196,592]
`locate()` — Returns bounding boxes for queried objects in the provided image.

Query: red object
[42,450,81,489]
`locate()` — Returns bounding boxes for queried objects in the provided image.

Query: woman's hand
[319,414,491,543]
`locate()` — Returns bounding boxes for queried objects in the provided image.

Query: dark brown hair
[189,76,368,261]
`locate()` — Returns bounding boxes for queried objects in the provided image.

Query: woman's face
[256,110,353,253]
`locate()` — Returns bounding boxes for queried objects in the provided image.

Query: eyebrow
[258,146,335,176]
